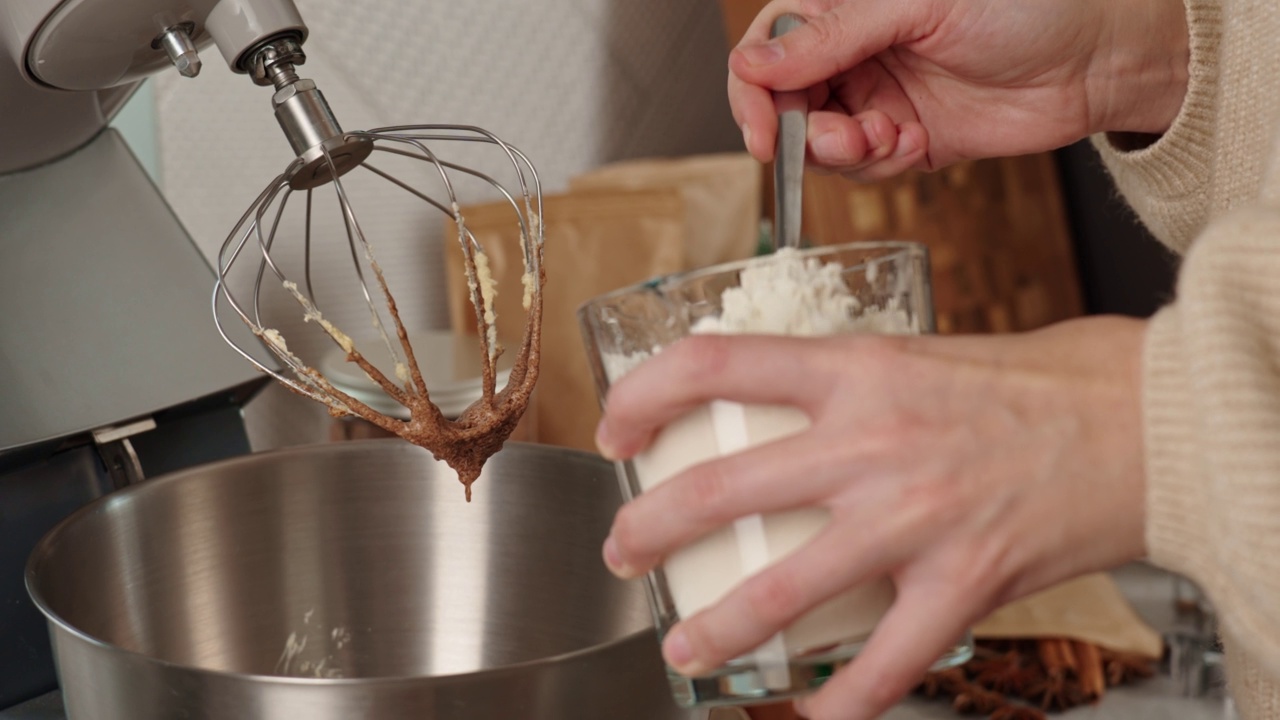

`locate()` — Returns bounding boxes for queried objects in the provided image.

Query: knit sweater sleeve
[1142,199,1280,677]
[1088,0,1280,683]
[1090,0,1223,253]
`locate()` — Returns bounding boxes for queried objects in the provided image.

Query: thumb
[730,1,936,91]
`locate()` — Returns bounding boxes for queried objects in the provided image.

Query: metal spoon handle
[771,13,808,250]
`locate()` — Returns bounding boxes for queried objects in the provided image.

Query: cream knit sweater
[1093,0,1280,716]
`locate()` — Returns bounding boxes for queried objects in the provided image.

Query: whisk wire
[216,173,353,408]
[216,176,286,336]
[370,135,502,389]
[251,184,294,327]
[304,189,317,305]
[368,151,530,252]
[363,125,545,247]
[319,145,419,405]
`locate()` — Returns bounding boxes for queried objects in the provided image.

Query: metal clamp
[92,417,156,489]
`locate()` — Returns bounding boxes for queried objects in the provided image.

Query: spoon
[770,13,809,251]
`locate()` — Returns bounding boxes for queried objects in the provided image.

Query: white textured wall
[155,0,741,450]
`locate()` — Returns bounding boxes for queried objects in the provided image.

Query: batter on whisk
[211,36,546,500]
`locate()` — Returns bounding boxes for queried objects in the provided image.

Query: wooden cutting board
[801,156,1085,334]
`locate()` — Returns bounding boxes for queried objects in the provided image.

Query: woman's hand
[729,0,1189,180]
[596,317,1149,720]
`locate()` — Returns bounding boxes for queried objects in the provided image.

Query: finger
[598,335,837,460]
[731,1,937,92]
[801,583,976,720]
[604,429,874,578]
[728,72,778,162]
[729,8,838,162]
[729,0,816,161]
[807,109,898,169]
[659,503,917,675]
[843,122,931,182]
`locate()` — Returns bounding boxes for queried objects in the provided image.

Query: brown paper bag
[570,153,762,268]
[974,572,1164,659]
[445,189,686,451]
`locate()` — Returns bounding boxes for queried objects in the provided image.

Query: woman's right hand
[729,0,1189,180]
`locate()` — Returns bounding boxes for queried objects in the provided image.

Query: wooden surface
[802,157,1085,333]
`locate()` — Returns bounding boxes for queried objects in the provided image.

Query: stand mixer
[0,0,543,709]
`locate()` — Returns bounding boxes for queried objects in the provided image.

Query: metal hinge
[92,417,157,489]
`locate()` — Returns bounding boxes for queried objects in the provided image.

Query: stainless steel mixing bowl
[26,441,691,720]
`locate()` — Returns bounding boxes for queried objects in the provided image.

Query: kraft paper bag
[742,572,1162,720]
[974,571,1164,659]
[570,152,762,268]
[445,188,686,451]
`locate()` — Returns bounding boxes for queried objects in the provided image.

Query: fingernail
[812,130,843,161]
[894,129,920,158]
[742,123,753,152]
[860,119,883,153]
[740,40,784,66]
[602,536,632,577]
[663,628,696,671]
[595,420,620,460]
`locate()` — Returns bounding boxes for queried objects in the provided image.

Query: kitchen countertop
[3,565,1234,720]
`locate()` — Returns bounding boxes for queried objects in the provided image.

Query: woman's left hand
[595,316,1150,720]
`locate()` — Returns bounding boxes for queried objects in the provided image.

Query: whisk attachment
[213,39,545,498]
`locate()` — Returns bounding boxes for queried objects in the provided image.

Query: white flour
[702,247,914,336]
[708,248,858,335]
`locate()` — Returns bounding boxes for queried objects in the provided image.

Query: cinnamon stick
[1073,640,1107,701]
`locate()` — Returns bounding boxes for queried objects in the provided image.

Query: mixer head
[211,36,546,495]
